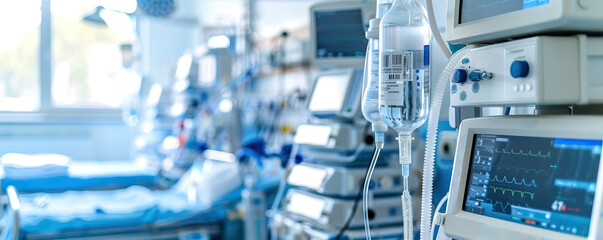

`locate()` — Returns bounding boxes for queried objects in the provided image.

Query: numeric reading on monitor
[463,134,602,237]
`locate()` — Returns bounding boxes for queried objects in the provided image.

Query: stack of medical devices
[374,0,603,240]
[269,2,417,239]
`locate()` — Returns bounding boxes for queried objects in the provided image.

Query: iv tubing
[398,134,413,240]
[430,193,449,240]
[363,135,384,240]
[425,0,451,58]
[420,46,474,240]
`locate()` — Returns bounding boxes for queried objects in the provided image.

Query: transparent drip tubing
[398,133,413,240]
[402,190,413,240]
[420,46,475,240]
[363,144,382,240]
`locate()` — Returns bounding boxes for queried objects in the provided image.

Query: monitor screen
[459,0,551,24]
[308,74,350,113]
[314,9,367,59]
[463,134,602,237]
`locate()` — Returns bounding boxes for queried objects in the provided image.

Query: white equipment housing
[446,0,603,44]
[281,189,403,229]
[287,162,404,197]
[449,35,603,107]
[445,116,603,240]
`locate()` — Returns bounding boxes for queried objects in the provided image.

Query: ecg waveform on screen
[489,186,536,199]
[490,175,538,188]
[486,198,529,213]
[461,0,515,12]
[495,165,549,175]
[495,148,552,158]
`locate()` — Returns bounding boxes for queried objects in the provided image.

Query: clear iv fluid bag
[379,0,430,134]
[362,38,381,124]
[377,0,394,18]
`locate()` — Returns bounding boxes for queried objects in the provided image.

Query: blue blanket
[1,161,157,193]
[17,175,281,237]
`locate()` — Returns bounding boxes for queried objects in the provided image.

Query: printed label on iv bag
[366,50,380,103]
[380,50,422,106]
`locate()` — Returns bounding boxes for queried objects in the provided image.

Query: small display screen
[459,0,550,24]
[463,134,602,237]
[308,74,350,112]
[287,192,327,220]
[288,165,328,190]
[315,9,367,58]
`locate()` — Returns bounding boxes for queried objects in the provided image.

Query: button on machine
[453,69,468,83]
[472,83,479,93]
[468,70,492,82]
[468,70,481,82]
[459,91,467,101]
[510,60,530,78]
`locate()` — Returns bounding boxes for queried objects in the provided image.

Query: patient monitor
[444,116,603,240]
[446,0,603,44]
[310,1,374,67]
[307,68,363,120]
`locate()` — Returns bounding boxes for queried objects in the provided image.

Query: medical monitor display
[308,74,350,113]
[463,134,602,237]
[459,0,550,24]
[314,9,367,59]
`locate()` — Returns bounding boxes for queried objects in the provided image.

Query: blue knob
[468,70,482,82]
[452,69,468,83]
[510,60,530,78]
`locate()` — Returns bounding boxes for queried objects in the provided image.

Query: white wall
[139,16,201,87]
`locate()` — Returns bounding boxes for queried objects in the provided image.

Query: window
[0,0,139,114]
[0,1,41,111]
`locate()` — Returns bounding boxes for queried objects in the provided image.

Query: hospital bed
[0,156,281,240]
[0,157,157,194]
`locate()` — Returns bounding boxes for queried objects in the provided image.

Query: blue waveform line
[490,175,538,188]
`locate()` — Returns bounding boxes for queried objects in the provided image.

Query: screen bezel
[309,1,374,67]
[444,116,603,240]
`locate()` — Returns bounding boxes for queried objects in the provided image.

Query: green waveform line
[489,186,535,199]
[495,165,549,175]
[495,148,552,158]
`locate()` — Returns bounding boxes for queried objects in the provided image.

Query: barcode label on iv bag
[380,51,414,106]
[382,52,412,81]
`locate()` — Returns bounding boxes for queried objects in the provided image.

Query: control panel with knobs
[449,35,603,107]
